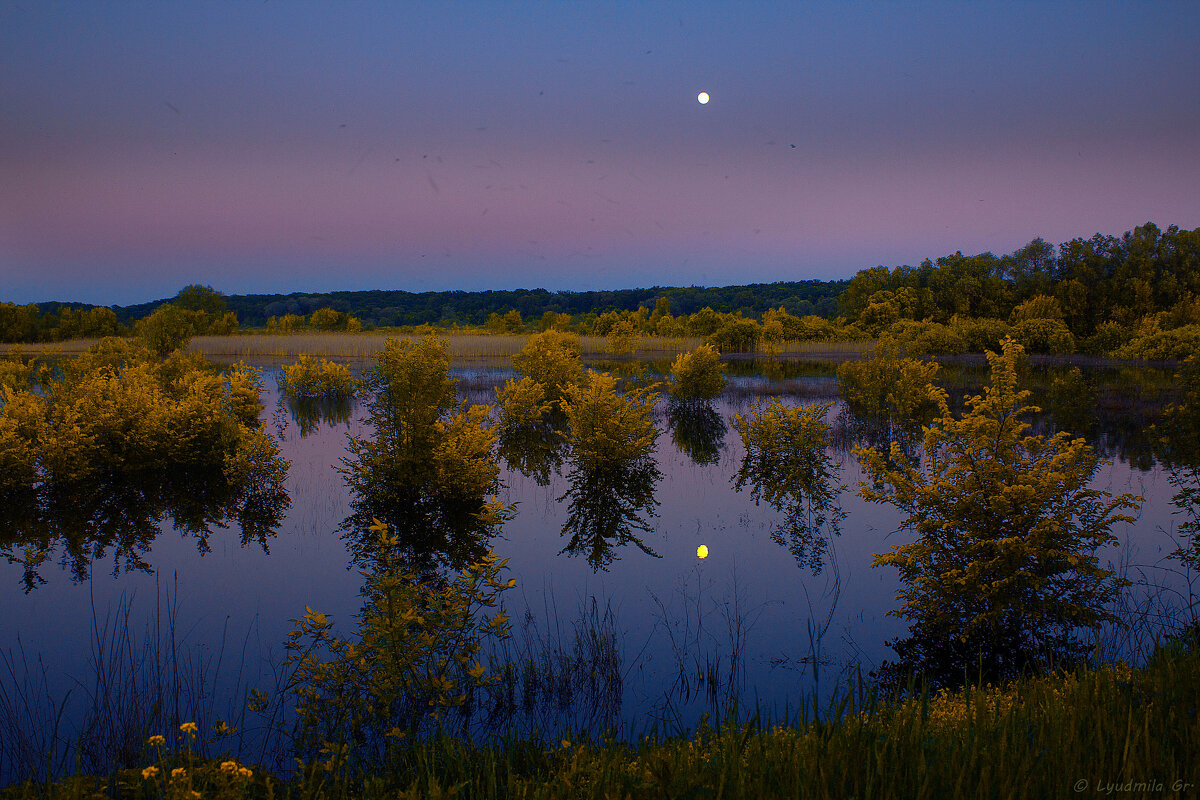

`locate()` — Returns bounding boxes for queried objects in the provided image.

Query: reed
[7,633,1196,799]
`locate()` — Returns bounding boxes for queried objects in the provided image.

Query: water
[0,357,1192,777]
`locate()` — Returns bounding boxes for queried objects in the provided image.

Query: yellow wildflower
[189,792,201,799]
[220,760,240,774]
[179,721,198,735]
[170,768,187,781]
[238,767,253,779]
[141,766,159,780]
[147,734,166,747]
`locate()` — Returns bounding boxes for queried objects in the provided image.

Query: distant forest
[2,280,845,340]
[2,222,1198,357]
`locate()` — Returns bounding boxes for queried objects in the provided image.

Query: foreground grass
[7,638,1196,800]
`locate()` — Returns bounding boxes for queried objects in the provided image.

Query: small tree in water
[857,337,1141,687]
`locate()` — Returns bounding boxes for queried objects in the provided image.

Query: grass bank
[6,636,1196,799]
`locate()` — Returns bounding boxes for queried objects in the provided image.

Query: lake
[0,355,1192,777]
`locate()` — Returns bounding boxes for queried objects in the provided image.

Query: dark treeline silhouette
[5,222,1197,347]
[1,281,844,341]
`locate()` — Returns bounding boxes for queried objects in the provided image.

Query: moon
[697,91,710,105]
[697,544,709,559]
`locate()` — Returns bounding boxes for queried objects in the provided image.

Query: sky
[1,1,1198,307]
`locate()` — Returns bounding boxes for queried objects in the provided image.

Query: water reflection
[667,403,727,466]
[0,467,289,592]
[338,337,507,577]
[557,371,662,571]
[278,394,355,438]
[498,417,567,486]
[733,400,844,574]
[558,458,662,571]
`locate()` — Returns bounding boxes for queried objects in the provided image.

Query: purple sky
[2,1,1198,306]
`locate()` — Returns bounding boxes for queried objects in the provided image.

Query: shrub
[836,346,946,421]
[856,338,1141,686]
[1081,321,1131,355]
[882,319,968,355]
[340,336,507,571]
[606,319,641,356]
[952,317,1011,353]
[280,354,358,399]
[1115,325,1200,361]
[511,329,582,409]
[732,400,843,572]
[669,344,726,404]
[1009,318,1076,354]
[495,375,552,429]
[706,318,760,353]
[284,520,514,771]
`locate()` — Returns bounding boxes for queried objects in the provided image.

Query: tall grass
[7,633,1197,799]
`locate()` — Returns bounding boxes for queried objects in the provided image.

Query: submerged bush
[511,329,582,410]
[280,354,358,399]
[283,520,515,775]
[668,344,725,404]
[858,338,1141,687]
[836,345,946,421]
[733,399,843,572]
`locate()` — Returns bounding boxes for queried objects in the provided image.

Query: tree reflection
[280,394,354,438]
[498,416,567,487]
[0,464,289,592]
[339,336,508,577]
[559,458,661,571]
[667,403,726,466]
[558,371,662,571]
[733,400,844,574]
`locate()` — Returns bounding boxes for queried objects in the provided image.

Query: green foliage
[881,319,968,355]
[857,337,1141,686]
[1008,317,1076,354]
[0,340,288,584]
[0,302,41,343]
[1009,294,1064,323]
[1115,324,1200,361]
[605,319,641,355]
[309,307,343,330]
[733,400,843,572]
[495,376,552,430]
[706,318,760,353]
[836,346,946,421]
[487,309,525,334]
[511,329,582,410]
[284,520,514,773]
[562,371,658,474]
[134,304,195,356]
[280,354,358,399]
[668,344,726,404]
[173,284,227,316]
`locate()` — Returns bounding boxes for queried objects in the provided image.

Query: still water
[0,357,1190,770]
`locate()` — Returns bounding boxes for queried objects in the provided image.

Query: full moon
[697,91,710,104]
[697,544,709,559]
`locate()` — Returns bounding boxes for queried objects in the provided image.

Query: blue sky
[2,1,1198,305]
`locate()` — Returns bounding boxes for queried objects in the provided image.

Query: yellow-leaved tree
[339,336,507,574]
[857,337,1141,687]
[558,370,661,570]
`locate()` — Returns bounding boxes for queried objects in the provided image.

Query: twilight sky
[2,1,1198,306]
